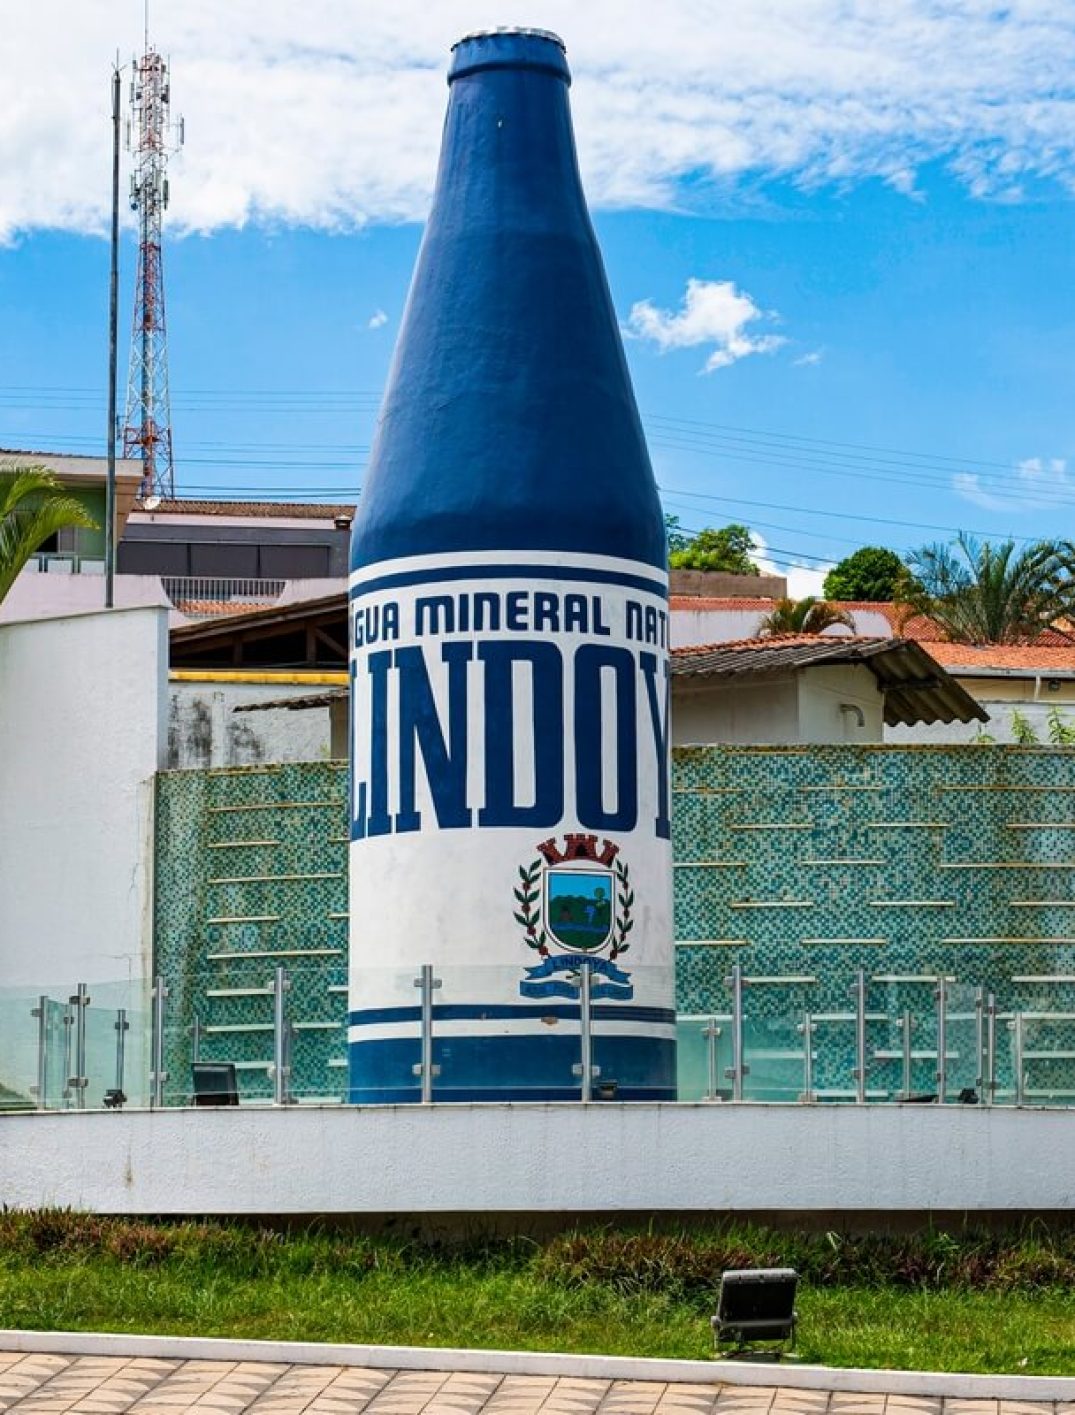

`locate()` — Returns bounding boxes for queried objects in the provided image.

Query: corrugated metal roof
[233,690,346,713]
[671,635,988,727]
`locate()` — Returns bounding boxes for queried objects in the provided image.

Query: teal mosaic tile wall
[674,744,1075,1103]
[155,745,1075,1104]
[154,761,348,1103]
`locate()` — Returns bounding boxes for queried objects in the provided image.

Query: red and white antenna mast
[122,12,183,500]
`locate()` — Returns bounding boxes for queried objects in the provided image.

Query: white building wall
[886,678,1075,744]
[672,666,884,746]
[670,606,893,650]
[0,607,168,1105]
[671,608,769,648]
[168,681,337,768]
[672,677,801,745]
[0,571,172,625]
[797,665,884,743]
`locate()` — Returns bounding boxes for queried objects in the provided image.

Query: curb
[2,1330,1075,1401]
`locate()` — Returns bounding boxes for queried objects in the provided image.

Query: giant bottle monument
[348,28,675,1101]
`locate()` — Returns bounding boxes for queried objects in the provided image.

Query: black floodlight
[712,1268,798,1359]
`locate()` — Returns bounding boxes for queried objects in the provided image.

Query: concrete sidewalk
[0,1351,1068,1415]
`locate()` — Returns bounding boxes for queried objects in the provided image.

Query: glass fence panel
[430,963,592,1100]
[944,982,981,1105]
[15,967,1075,1109]
[42,999,71,1110]
[0,989,44,1110]
[1009,976,1075,1106]
[742,1012,808,1103]
[81,1006,124,1110]
[0,983,150,1111]
[676,1015,729,1100]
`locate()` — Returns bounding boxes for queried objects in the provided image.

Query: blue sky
[4,1,1075,591]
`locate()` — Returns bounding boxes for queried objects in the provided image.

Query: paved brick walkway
[0,1354,1066,1415]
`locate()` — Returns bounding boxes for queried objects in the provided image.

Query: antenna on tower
[121,14,183,501]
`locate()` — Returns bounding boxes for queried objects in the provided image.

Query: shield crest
[545,868,614,952]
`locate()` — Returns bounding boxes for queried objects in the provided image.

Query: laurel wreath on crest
[514,856,634,960]
[514,860,549,955]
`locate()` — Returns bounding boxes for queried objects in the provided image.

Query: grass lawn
[2,1221,1075,1375]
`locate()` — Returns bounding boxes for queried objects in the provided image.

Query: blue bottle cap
[449,28,570,85]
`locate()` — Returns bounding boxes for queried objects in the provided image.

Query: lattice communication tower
[122,47,183,500]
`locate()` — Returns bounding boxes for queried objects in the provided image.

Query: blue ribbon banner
[520,953,634,1001]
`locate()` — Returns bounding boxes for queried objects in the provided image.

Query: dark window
[260,543,332,579]
[117,540,190,575]
[189,542,260,578]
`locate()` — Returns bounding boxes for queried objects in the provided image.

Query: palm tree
[0,466,98,606]
[900,534,1075,645]
[757,596,856,636]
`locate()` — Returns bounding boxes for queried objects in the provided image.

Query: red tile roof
[927,642,1075,672]
[672,633,885,655]
[670,596,1075,666]
[670,596,780,611]
[135,499,355,519]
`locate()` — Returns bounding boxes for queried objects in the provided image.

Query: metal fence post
[572,964,600,1100]
[974,986,985,1097]
[31,995,49,1110]
[984,992,997,1105]
[412,964,442,1102]
[114,1008,129,1100]
[62,1002,74,1107]
[702,1016,722,1101]
[150,975,169,1109]
[723,964,747,1101]
[850,968,867,1104]
[68,983,90,1109]
[935,976,948,1104]
[797,1012,815,1103]
[898,1010,914,1101]
[271,966,292,1106]
[1012,1012,1026,1105]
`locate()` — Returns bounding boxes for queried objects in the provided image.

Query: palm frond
[0,467,98,605]
[903,533,1075,645]
[757,597,856,636]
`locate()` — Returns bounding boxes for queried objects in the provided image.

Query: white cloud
[4,1,1075,238]
[626,278,786,373]
[367,309,388,329]
[953,457,1071,512]
[793,350,823,367]
[752,533,832,599]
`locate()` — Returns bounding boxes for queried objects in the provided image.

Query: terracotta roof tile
[672,633,886,655]
[135,498,356,519]
[927,642,1075,672]
[670,596,777,611]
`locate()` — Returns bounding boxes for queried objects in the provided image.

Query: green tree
[823,546,907,602]
[669,522,759,575]
[664,513,692,556]
[757,596,856,635]
[0,467,97,605]
[901,534,1075,645]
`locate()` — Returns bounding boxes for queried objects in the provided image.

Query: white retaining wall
[0,607,168,1106]
[0,1102,1071,1215]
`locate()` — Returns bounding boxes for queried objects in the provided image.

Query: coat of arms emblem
[514,834,634,1000]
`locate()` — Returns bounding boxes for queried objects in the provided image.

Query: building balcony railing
[162,576,286,618]
[22,552,105,575]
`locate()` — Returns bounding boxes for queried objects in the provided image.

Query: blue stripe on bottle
[347,1031,676,1103]
[348,1002,677,1028]
[349,562,667,602]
